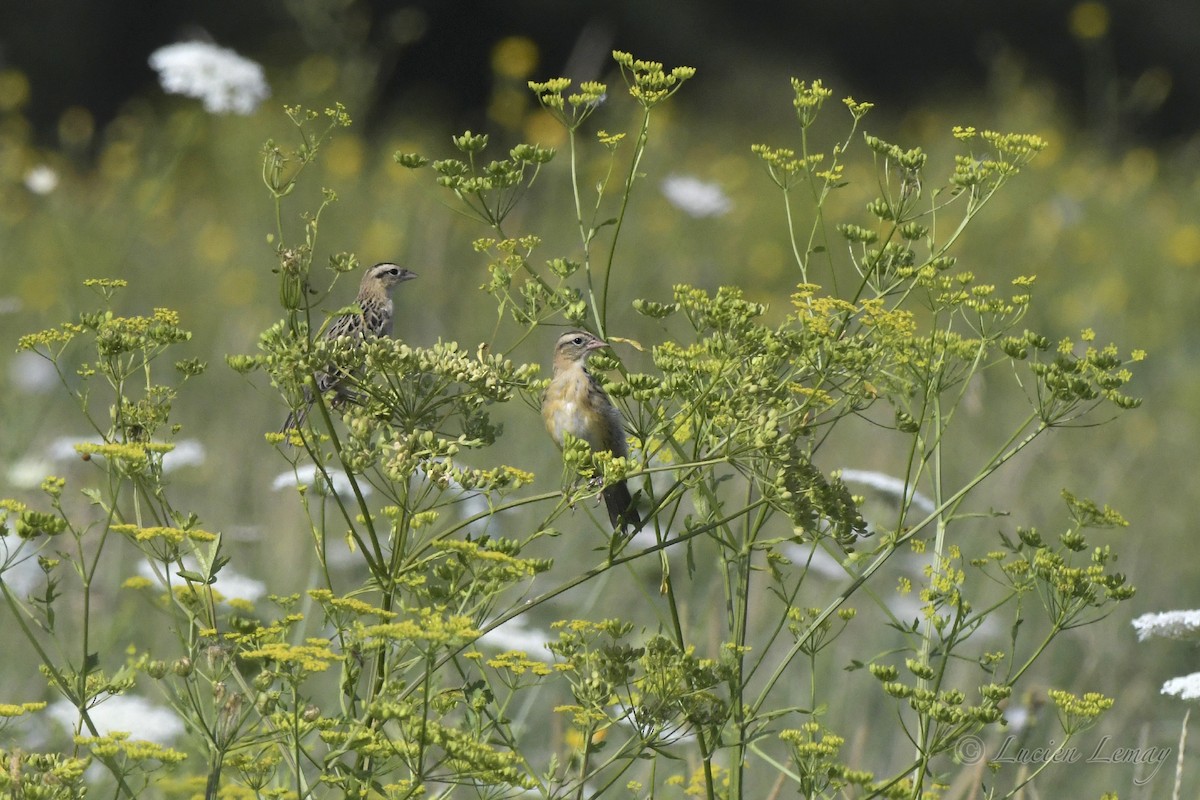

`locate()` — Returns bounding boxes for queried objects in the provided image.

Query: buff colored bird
[542,330,642,534]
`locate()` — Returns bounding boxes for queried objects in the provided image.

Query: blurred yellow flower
[748,240,785,282]
[197,221,236,264]
[1120,147,1157,189]
[360,219,402,259]
[325,134,364,179]
[217,267,259,308]
[522,110,567,148]
[491,36,538,80]
[99,140,138,181]
[488,85,528,130]
[1069,2,1110,40]
[1165,224,1200,267]
[18,268,64,312]
[0,69,30,111]
[58,106,95,148]
[298,54,338,95]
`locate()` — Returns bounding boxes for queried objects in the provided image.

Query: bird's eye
[572,337,584,345]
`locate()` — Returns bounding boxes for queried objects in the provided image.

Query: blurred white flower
[6,457,54,489]
[478,616,552,659]
[780,543,848,580]
[1132,609,1200,641]
[162,439,206,472]
[0,538,43,596]
[661,174,732,218]
[149,41,270,115]
[1162,672,1200,701]
[0,296,21,315]
[273,464,371,499]
[49,695,184,745]
[1004,703,1031,734]
[49,436,97,462]
[23,165,59,194]
[138,557,266,603]
[10,351,58,394]
[841,468,935,515]
[46,436,203,471]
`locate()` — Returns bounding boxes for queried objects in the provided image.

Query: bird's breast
[543,369,603,450]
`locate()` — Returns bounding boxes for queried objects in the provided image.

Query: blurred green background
[1,1,1197,796]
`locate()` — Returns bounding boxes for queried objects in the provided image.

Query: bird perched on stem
[282,262,417,431]
[542,330,642,535]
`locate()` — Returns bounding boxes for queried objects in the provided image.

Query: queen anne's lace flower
[149,41,269,115]
[49,695,184,744]
[1162,672,1200,701]
[23,165,59,194]
[660,174,733,218]
[1131,609,1200,641]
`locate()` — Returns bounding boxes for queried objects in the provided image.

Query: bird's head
[365,262,418,292]
[554,330,608,365]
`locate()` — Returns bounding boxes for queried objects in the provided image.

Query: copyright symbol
[955,734,986,765]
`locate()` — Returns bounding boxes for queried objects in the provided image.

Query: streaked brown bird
[542,330,642,534]
[282,262,417,431]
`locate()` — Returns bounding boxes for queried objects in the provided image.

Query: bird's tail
[603,480,642,535]
[280,406,307,433]
[281,387,314,433]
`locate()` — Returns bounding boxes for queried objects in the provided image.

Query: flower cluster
[149,41,269,115]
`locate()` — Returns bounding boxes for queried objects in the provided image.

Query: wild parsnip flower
[1131,609,1200,641]
[660,174,732,218]
[23,164,59,194]
[148,41,270,115]
[48,435,98,462]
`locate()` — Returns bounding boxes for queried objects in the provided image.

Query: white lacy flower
[162,439,206,472]
[1132,609,1200,641]
[49,695,184,744]
[273,464,371,499]
[841,469,936,515]
[1162,672,1200,701]
[24,165,59,194]
[149,41,269,115]
[478,617,552,659]
[10,351,57,394]
[660,174,732,218]
[138,558,266,603]
[780,543,847,580]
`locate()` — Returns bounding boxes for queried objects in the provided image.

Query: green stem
[599,106,653,335]
[750,414,1046,717]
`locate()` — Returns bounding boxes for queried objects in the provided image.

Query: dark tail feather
[281,387,314,434]
[280,406,307,433]
[603,480,642,534]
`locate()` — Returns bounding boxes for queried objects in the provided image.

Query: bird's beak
[586,338,609,352]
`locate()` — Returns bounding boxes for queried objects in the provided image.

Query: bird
[281,262,417,431]
[542,330,642,535]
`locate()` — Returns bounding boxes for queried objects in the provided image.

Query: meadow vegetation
[0,39,1188,800]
